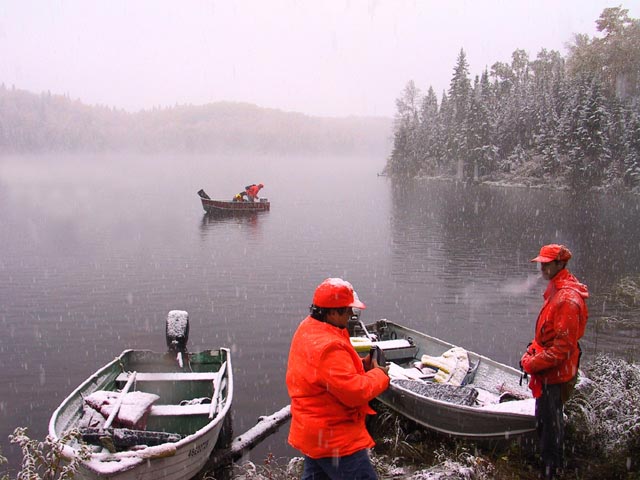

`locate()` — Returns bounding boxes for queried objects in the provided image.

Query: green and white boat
[48,311,233,480]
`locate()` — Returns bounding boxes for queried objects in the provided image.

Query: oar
[104,371,137,429]
[209,361,227,419]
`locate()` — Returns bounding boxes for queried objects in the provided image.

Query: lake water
[1,153,638,473]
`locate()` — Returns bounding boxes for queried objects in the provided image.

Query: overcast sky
[1,1,638,118]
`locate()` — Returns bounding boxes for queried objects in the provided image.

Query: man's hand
[362,354,373,371]
[372,358,389,376]
[520,351,534,374]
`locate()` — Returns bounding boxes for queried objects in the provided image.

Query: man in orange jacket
[521,244,588,480]
[286,278,390,479]
[245,183,264,202]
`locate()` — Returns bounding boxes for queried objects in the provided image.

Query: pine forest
[385,7,640,193]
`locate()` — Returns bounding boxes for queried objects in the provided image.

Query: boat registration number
[188,439,209,457]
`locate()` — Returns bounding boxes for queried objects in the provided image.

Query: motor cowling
[197,189,211,200]
[166,310,189,353]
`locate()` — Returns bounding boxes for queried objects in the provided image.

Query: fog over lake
[1,153,638,471]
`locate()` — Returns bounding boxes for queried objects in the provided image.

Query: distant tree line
[386,7,640,192]
[0,87,391,156]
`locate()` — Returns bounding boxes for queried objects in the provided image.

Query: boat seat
[350,338,414,352]
[149,403,211,416]
[116,372,220,383]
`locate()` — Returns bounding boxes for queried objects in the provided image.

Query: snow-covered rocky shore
[229,354,639,480]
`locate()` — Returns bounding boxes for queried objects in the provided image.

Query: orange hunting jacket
[246,184,262,198]
[286,316,389,459]
[522,268,589,385]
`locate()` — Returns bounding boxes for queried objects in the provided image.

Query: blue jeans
[302,449,378,480]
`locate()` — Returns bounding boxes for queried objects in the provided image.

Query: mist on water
[2,148,639,472]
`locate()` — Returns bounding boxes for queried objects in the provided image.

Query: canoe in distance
[197,189,270,213]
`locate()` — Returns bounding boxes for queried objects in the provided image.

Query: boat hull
[361,320,536,439]
[69,426,224,480]
[377,387,535,439]
[49,349,233,480]
[201,198,270,212]
[197,190,269,213]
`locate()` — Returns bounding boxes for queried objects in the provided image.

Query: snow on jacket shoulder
[527,269,589,384]
[286,316,389,458]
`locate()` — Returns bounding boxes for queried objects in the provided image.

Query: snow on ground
[566,354,640,457]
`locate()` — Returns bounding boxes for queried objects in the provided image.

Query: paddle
[104,371,137,429]
[209,361,227,419]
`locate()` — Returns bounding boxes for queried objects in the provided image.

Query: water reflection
[199,211,267,235]
[387,178,640,364]
[1,154,637,473]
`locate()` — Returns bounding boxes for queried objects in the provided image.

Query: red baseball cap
[312,278,366,309]
[531,244,572,263]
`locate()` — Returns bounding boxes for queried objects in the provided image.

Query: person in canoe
[245,183,264,202]
[520,244,589,480]
[232,191,248,202]
[286,278,390,480]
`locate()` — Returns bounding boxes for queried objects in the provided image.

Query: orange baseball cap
[531,244,572,263]
[312,278,366,309]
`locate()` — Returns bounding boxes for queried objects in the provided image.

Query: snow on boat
[350,319,535,439]
[197,189,270,213]
[48,311,233,480]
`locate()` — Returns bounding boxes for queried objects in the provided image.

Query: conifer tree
[388,81,422,177]
[532,49,566,174]
[447,49,472,179]
[566,77,611,188]
[467,72,496,179]
[418,86,440,175]
[385,7,640,191]
[621,107,640,188]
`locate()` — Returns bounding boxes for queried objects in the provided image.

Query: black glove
[370,345,387,367]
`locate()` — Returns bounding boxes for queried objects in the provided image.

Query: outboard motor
[197,189,211,200]
[347,291,367,337]
[166,310,190,354]
[347,316,363,337]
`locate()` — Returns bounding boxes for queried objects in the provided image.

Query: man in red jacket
[286,278,389,479]
[521,244,589,480]
[245,183,264,202]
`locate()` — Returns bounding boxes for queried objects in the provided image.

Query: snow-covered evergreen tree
[418,87,440,175]
[385,7,640,192]
[388,81,422,177]
[566,77,611,188]
[447,49,472,179]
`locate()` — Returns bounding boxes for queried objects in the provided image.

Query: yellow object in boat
[350,337,374,352]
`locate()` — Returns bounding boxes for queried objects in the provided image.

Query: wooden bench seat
[116,372,219,383]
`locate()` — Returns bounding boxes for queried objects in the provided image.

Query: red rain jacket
[521,268,589,385]
[246,184,263,199]
[286,316,389,459]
